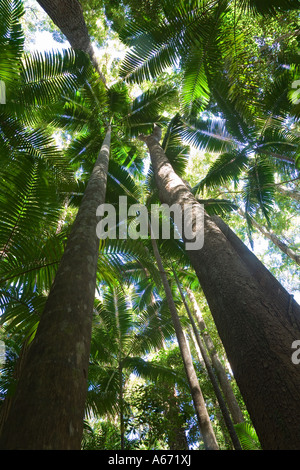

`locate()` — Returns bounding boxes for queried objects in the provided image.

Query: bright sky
[28,30,69,51]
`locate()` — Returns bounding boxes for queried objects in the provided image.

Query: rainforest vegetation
[0,0,299,451]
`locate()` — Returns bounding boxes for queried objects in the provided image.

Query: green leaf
[193,150,249,194]
[234,422,261,450]
[242,156,275,224]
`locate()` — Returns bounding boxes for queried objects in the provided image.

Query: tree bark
[166,387,189,450]
[114,287,125,450]
[140,126,300,450]
[119,364,125,450]
[186,287,245,425]
[36,0,106,83]
[149,231,219,450]
[0,128,111,450]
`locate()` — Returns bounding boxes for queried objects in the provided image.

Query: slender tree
[172,267,242,450]
[86,284,180,449]
[149,225,219,450]
[186,287,245,425]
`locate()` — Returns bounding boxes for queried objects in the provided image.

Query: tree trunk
[140,126,300,450]
[0,128,111,450]
[114,287,125,450]
[149,231,219,450]
[186,287,245,425]
[166,387,189,450]
[173,268,242,450]
[36,0,106,83]
[119,364,125,450]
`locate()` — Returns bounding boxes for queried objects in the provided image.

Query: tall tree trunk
[0,128,111,450]
[149,230,219,450]
[172,268,242,450]
[119,364,125,450]
[166,387,189,450]
[186,287,245,425]
[187,329,232,449]
[140,126,300,450]
[36,0,106,83]
[114,287,125,450]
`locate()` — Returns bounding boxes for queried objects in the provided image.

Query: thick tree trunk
[0,128,111,450]
[36,0,106,83]
[140,127,300,450]
[186,287,245,425]
[150,232,219,450]
[210,214,298,307]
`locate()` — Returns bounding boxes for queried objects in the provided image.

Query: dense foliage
[0,0,299,450]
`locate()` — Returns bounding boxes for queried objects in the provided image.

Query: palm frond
[238,0,299,16]
[179,115,236,153]
[0,291,43,342]
[161,115,190,176]
[242,156,275,224]
[121,356,177,383]
[261,70,295,119]
[209,79,253,143]
[234,422,261,450]
[192,150,249,194]
[0,159,64,262]
[18,48,91,106]
[119,0,229,86]
[124,84,177,137]
[0,0,24,86]
[181,50,210,109]
[196,198,238,216]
